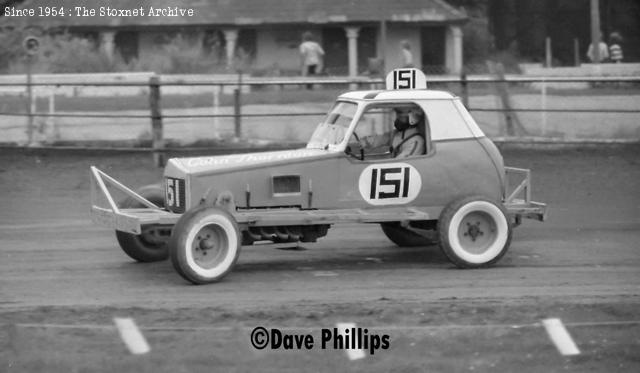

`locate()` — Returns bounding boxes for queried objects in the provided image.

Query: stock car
[90,68,546,284]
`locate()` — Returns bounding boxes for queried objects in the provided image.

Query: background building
[1,0,467,75]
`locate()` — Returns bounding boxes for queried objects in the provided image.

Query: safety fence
[1,74,639,164]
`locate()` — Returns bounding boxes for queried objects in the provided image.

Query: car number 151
[165,177,185,212]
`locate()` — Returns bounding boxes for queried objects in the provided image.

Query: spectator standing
[400,40,414,68]
[586,35,609,63]
[299,31,324,89]
[609,32,624,63]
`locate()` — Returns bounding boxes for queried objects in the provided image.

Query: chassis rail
[90,166,546,235]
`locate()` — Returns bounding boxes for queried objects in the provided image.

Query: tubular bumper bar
[504,167,547,222]
[90,166,179,234]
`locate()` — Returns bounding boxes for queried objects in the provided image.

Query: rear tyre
[169,207,241,284]
[438,196,512,268]
[115,184,169,262]
[380,222,438,247]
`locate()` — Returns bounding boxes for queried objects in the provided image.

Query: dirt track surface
[0,145,639,372]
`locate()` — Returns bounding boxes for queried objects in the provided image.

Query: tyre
[169,207,241,284]
[115,184,169,262]
[380,222,438,247]
[438,196,512,268]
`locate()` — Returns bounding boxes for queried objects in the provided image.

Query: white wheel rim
[448,201,508,264]
[184,214,238,279]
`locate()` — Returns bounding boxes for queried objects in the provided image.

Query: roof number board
[386,68,427,90]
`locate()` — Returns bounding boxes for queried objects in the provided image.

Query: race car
[90,68,546,284]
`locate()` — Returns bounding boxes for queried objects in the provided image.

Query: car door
[337,101,443,209]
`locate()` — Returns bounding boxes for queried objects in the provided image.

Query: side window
[347,103,428,160]
[348,106,394,158]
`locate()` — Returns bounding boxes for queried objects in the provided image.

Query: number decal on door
[359,163,421,205]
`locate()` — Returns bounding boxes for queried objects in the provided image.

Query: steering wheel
[347,131,365,160]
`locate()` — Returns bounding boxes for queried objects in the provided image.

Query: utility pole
[590,0,601,63]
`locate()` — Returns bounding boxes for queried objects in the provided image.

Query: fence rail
[1,74,639,165]
[1,75,639,87]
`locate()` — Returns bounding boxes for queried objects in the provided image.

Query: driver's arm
[360,131,391,148]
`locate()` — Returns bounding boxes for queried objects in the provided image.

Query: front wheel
[169,207,241,284]
[438,196,512,268]
[116,184,169,262]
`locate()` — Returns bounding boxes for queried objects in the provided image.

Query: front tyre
[438,196,512,268]
[116,184,169,262]
[169,207,241,284]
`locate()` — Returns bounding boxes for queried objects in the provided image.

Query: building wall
[138,31,164,60]
[383,25,422,72]
[126,25,441,75]
[255,26,321,73]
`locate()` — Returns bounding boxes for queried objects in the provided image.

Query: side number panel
[358,163,422,206]
[165,177,186,213]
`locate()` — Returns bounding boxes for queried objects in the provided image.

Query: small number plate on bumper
[165,177,186,213]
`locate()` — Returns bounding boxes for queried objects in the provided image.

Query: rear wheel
[380,222,438,247]
[438,196,512,268]
[169,207,241,284]
[115,184,169,262]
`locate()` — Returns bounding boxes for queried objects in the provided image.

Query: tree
[1,0,27,15]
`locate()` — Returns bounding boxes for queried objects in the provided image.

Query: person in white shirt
[401,40,414,68]
[587,35,609,63]
[299,32,325,78]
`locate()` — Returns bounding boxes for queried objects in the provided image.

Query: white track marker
[114,318,151,355]
[313,271,339,277]
[542,318,580,356]
[336,322,366,361]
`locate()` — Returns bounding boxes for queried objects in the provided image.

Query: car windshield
[306,101,358,149]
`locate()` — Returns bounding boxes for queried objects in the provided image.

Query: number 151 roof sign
[386,68,427,90]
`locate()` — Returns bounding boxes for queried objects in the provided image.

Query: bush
[131,34,230,74]
[463,18,493,66]
[42,35,124,73]
[4,33,128,74]
[0,28,26,72]
[1,31,230,74]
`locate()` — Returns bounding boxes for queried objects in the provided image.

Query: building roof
[10,0,466,28]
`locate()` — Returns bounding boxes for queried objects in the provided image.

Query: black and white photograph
[1,0,639,371]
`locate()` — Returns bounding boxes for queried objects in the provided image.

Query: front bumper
[503,167,547,223]
[90,166,179,234]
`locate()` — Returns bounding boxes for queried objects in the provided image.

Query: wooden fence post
[487,61,528,137]
[545,37,552,67]
[149,76,165,167]
[234,71,243,139]
[233,88,241,139]
[25,55,34,144]
[460,68,469,108]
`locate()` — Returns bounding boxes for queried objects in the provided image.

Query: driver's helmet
[394,107,424,131]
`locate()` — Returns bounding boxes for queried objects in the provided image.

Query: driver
[390,108,426,158]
